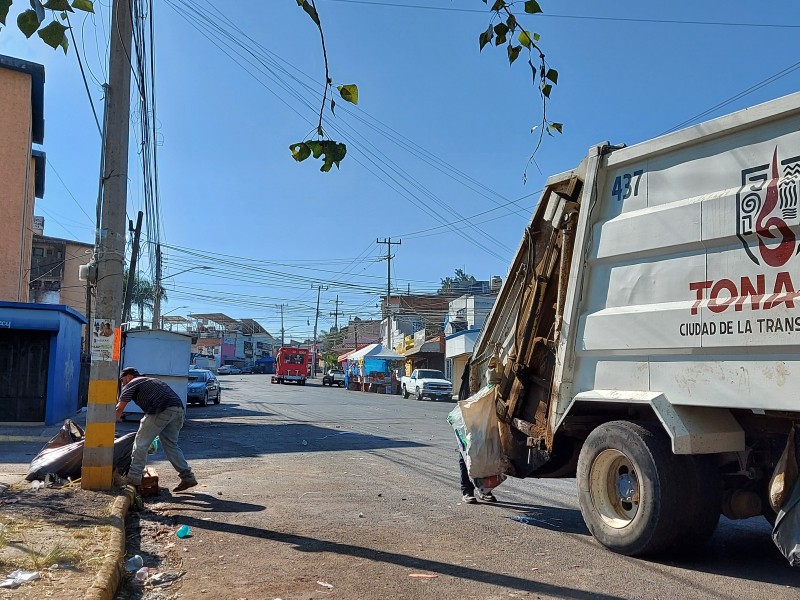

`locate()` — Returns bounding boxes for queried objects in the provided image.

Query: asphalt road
[123,375,800,599]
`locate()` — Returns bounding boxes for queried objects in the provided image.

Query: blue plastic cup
[176,525,191,538]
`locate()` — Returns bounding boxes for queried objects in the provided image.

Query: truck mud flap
[772,425,800,566]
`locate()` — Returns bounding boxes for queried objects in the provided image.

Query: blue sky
[2,0,800,339]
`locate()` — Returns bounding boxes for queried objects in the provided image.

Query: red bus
[271,347,309,385]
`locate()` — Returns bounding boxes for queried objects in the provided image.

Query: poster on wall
[91,319,116,361]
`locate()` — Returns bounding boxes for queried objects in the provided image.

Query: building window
[46,248,53,256]
[33,247,44,257]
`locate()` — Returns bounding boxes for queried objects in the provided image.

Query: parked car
[187,369,220,406]
[322,368,345,387]
[401,369,453,401]
[218,365,242,375]
[240,365,254,374]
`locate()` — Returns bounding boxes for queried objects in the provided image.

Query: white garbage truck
[467,92,800,557]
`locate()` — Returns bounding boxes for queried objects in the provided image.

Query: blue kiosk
[0,302,87,425]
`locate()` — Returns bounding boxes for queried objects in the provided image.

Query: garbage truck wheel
[577,420,685,556]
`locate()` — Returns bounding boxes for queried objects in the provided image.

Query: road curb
[85,493,131,600]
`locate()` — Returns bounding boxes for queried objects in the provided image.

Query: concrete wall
[61,241,92,317]
[0,69,34,302]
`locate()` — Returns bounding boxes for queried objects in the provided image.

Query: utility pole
[276,304,285,348]
[122,211,143,324]
[151,243,162,330]
[82,0,134,490]
[377,238,401,350]
[330,295,341,330]
[311,284,328,376]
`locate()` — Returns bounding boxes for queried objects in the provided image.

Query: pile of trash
[0,570,39,589]
[447,384,511,495]
[25,419,136,484]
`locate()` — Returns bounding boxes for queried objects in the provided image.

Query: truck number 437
[611,170,644,202]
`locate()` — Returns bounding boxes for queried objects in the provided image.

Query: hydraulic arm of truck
[491,176,582,475]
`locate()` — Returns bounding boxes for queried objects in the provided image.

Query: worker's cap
[120,367,140,379]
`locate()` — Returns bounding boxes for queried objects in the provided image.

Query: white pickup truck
[466,91,800,558]
[401,369,453,401]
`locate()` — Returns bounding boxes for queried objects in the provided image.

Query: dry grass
[26,542,82,570]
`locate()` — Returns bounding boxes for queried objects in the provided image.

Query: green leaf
[330,98,336,116]
[490,0,505,11]
[518,29,532,49]
[550,122,563,134]
[58,29,69,53]
[71,0,94,12]
[524,0,543,14]
[297,0,320,27]
[17,10,41,38]
[545,68,558,84]
[37,19,67,49]
[320,141,347,172]
[290,142,311,163]
[507,45,520,65]
[493,22,508,45]
[505,14,516,31]
[479,24,493,51]
[44,0,72,11]
[337,84,358,105]
[541,83,552,98]
[533,32,541,42]
[0,0,12,25]
[307,140,324,159]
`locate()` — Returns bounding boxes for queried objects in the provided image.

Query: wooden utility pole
[330,295,341,330]
[311,284,328,377]
[377,238,401,350]
[277,304,285,348]
[122,211,143,324]
[82,0,134,490]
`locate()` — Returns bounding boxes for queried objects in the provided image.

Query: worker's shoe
[475,490,497,503]
[462,493,477,504]
[172,477,198,492]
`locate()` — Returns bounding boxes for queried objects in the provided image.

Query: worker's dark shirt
[119,377,182,414]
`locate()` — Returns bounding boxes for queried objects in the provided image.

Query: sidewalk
[0,411,127,600]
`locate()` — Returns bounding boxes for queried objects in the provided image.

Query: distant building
[0,54,45,302]
[444,294,496,389]
[188,312,275,366]
[29,228,93,316]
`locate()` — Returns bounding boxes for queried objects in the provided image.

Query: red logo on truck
[736,148,800,267]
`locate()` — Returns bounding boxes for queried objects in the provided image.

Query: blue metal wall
[0,302,87,425]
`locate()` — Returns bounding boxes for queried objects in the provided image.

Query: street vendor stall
[340,343,403,393]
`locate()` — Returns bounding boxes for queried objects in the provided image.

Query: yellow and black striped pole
[82,359,119,488]
[81,0,133,491]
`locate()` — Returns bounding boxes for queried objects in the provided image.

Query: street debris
[176,525,192,538]
[149,570,185,587]
[316,581,334,589]
[134,566,152,583]
[125,555,144,571]
[772,425,800,566]
[26,419,137,482]
[0,570,40,589]
[408,573,438,579]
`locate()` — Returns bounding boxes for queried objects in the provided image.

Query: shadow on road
[174,513,628,600]
[162,492,266,514]
[492,502,590,536]
[173,421,426,460]
[644,517,800,588]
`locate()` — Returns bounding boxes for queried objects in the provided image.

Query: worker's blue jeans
[128,405,194,485]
